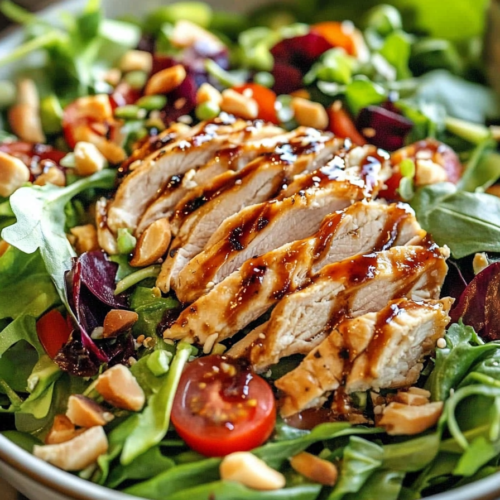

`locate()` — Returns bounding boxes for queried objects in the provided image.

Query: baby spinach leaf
[344,469,404,500]
[458,139,500,192]
[453,436,498,477]
[379,30,412,79]
[328,436,383,500]
[1,170,116,308]
[382,433,441,472]
[410,183,500,258]
[1,430,41,452]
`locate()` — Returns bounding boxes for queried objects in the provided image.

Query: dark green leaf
[344,469,404,500]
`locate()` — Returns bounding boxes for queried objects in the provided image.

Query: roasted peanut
[0,151,30,197]
[130,217,171,267]
[34,167,66,187]
[145,65,186,96]
[45,415,84,445]
[0,240,9,257]
[290,452,338,486]
[220,89,258,120]
[74,141,108,176]
[120,50,153,74]
[95,364,145,412]
[74,94,113,121]
[473,252,489,275]
[291,97,329,130]
[69,224,99,255]
[379,401,443,435]
[103,309,139,338]
[220,452,285,490]
[196,83,223,106]
[66,395,114,428]
[34,426,108,471]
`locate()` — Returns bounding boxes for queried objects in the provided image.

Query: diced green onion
[117,228,137,255]
[400,159,416,179]
[40,94,63,134]
[364,4,402,36]
[0,80,16,109]
[254,71,275,88]
[124,71,148,90]
[60,153,76,168]
[195,101,220,121]
[445,116,491,146]
[115,104,147,120]
[147,350,173,377]
[136,95,167,111]
[205,59,246,88]
[398,176,415,201]
[115,265,161,295]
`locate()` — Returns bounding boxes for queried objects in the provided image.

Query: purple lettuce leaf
[450,262,500,341]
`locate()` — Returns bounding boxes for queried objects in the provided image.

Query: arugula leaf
[410,183,500,258]
[2,170,116,308]
[328,436,383,500]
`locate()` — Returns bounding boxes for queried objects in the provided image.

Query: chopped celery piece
[40,95,63,134]
[195,101,220,121]
[147,350,173,377]
[116,228,137,255]
[115,265,161,295]
[136,95,167,111]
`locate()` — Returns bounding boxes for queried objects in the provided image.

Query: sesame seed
[437,338,447,349]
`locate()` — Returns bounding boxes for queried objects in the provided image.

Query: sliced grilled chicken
[173,155,388,302]
[276,298,453,417]
[228,243,449,372]
[157,135,345,293]
[164,203,426,343]
[102,116,275,250]
[135,126,301,235]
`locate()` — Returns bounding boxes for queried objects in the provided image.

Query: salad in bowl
[0,0,499,499]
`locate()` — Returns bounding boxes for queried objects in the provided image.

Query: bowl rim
[1,1,500,499]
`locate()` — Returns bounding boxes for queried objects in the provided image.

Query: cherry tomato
[311,22,361,57]
[233,83,278,124]
[379,138,463,200]
[327,104,367,145]
[36,310,72,359]
[171,355,276,457]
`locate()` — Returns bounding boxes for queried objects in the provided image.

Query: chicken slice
[276,298,453,417]
[230,243,449,372]
[164,203,426,343]
[157,135,345,293]
[173,153,388,302]
[102,116,272,248]
[135,125,299,235]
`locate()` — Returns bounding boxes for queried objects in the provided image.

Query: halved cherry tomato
[328,104,367,145]
[171,355,276,457]
[233,83,278,124]
[379,138,463,199]
[36,310,72,359]
[311,22,360,57]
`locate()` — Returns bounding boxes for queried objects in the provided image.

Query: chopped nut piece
[473,252,489,275]
[407,387,431,398]
[103,309,139,338]
[220,89,258,120]
[0,151,30,197]
[196,83,223,106]
[74,141,108,176]
[170,20,223,49]
[145,65,186,96]
[290,452,338,486]
[379,401,443,435]
[290,89,311,100]
[130,217,172,267]
[70,224,99,255]
[220,452,286,491]
[9,103,45,143]
[34,167,66,187]
[119,50,153,74]
[394,391,429,407]
[486,185,500,198]
[17,78,39,108]
[34,426,108,471]
[45,415,82,445]
[66,395,114,428]
[414,159,448,186]
[74,94,113,121]
[95,364,145,412]
[291,98,329,130]
[103,68,122,87]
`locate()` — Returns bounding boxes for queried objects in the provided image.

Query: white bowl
[1,1,500,499]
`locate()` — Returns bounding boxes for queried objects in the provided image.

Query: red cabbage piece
[356,105,413,151]
[55,252,133,377]
[450,262,500,341]
[270,32,332,95]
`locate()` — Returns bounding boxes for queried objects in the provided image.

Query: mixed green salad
[0,0,500,499]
